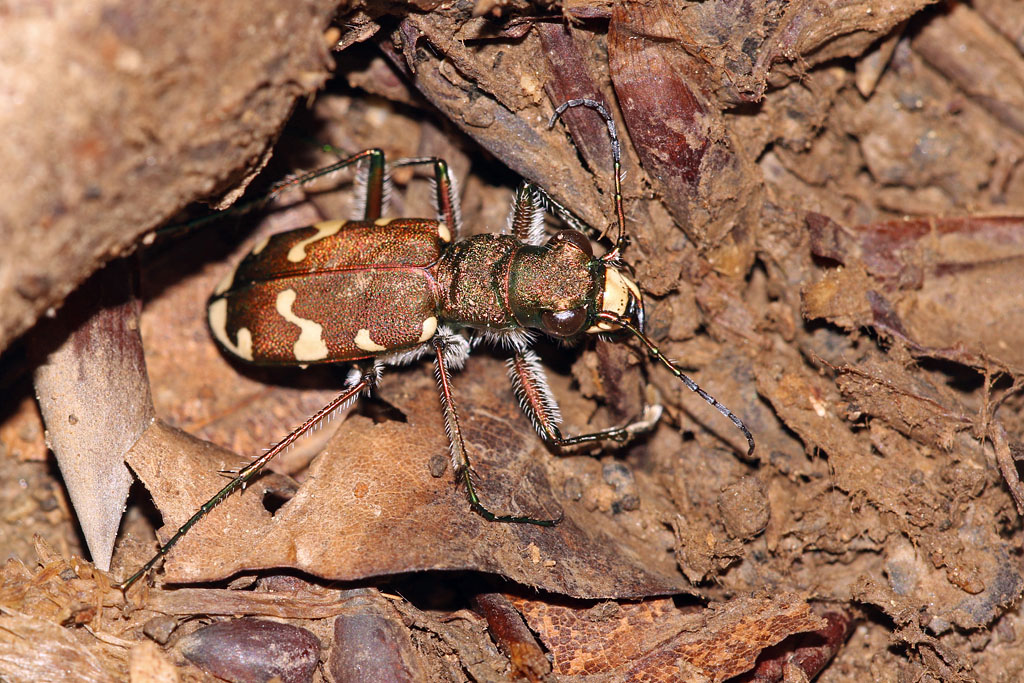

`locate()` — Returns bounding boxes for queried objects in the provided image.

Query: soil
[2,1,1024,681]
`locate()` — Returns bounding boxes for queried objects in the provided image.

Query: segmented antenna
[549,98,627,256]
[597,313,756,455]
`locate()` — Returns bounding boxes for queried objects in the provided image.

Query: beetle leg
[155,149,389,242]
[529,185,593,238]
[431,334,558,526]
[351,149,389,221]
[118,363,380,591]
[265,149,387,220]
[508,350,662,453]
[505,183,547,246]
[389,157,463,238]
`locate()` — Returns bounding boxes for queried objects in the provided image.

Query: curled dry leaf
[32,258,153,572]
[766,0,934,67]
[746,610,855,682]
[128,355,688,599]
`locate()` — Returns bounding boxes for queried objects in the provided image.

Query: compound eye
[542,307,588,337]
[550,229,593,257]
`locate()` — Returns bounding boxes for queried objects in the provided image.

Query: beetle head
[511,228,598,338]
[522,228,644,341]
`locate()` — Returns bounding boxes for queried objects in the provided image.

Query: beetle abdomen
[208,219,446,364]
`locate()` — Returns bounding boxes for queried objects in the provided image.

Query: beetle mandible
[120,99,754,589]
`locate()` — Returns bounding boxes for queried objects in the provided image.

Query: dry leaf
[129,356,688,599]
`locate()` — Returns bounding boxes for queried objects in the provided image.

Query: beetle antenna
[596,312,755,455]
[549,99,626,253]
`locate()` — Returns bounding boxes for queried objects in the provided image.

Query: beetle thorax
[435,234,520,330]
[435,233,600,337]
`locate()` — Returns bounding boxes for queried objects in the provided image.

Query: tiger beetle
[119,99,754,590]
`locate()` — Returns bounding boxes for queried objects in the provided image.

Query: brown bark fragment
[510,592,824,681]
[473,592,551,682]
[0,0,343,354]
[608,0,760,271]
[913,2,1024,136]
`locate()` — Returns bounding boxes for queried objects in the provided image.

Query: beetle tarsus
[462,466,560,527]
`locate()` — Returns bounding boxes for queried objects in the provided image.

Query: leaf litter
[3,0,1024,680]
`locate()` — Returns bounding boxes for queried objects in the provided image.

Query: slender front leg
[119,363,380,590]
[266,149,387,221]
[507,350,662,452]
[431,335,558,526]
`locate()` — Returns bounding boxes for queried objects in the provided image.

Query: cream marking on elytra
[588,269,640,333]
[374,217,391,226]
[251,235,272,255]
[354,328,387,352]
[208,298,254,361]
[418,316,439,342]
[287,220,345,263]
[275,289,330,361]
[213,262,240,296]
[437,222,451,243]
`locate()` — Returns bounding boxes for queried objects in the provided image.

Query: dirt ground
[3,1,1024,681]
